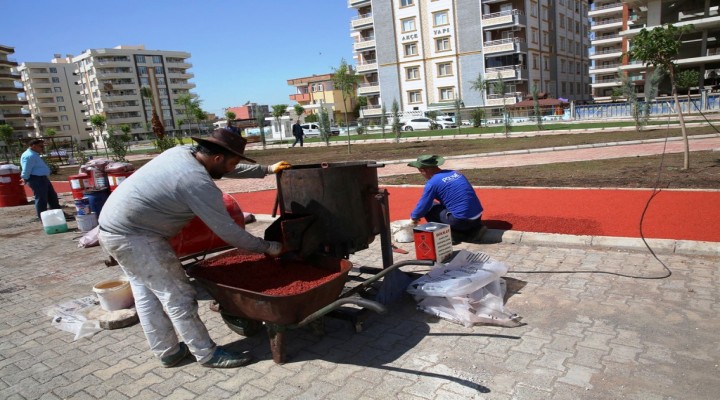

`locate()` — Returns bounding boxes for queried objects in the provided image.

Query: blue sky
[1,0,356,116]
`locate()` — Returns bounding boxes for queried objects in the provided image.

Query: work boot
[160,342,190,368]
[201,347,252,368]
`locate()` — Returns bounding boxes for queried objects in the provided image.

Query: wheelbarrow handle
[292,298,387,328]
[340,259,435,299]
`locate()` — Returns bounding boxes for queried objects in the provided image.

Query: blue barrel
[83,189,110,217]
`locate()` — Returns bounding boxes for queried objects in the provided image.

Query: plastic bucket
[391,219,416,243]
[74,197,91,215]
[0,170,26,207]
[69,173,90,200]
[107,171,133,192]
[92,278,134,311]
[40,209,68,234]
[76,213,98,232]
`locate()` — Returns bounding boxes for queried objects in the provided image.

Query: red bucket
[107,171,134,192]
[69,173,90,200]
[0,171,26,207]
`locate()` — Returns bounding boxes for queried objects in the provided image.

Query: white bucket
[76,213,98,232]
[93,278,134,311]
[40,209,68,234]
[391,219,416,243]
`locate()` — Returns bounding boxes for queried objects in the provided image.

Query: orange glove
[269,161,291,174]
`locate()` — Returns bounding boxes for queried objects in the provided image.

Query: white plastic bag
[45,296,102,340]
[407,250,508,297]
[78,226,100,248]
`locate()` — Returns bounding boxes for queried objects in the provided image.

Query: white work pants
[98,230,216,363]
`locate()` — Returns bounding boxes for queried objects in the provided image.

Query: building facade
[287,73,357,123]
[0,44,30,140]
[590,0,720,102]
[349,0,591,120]
[72,45,196,143]
[18,55,88,143]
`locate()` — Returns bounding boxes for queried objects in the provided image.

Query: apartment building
[589,0,720,102]
[0,44,30,140]
[287,73,356,123]
[349,0,591,120]
[72,45,195,143]
[18,55,88,143]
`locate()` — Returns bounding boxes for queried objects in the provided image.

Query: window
[541,6,548,20]
[58,106,66,112]
[52,77,60,83]
[560,37,566,51]
[401,18,415,32]
[561,59,566,73]
[530,1,537,17]
[433,11,448,26]
[544,57,549,71]
[140,77,150,85]
[54,87,62,93]
[404,42,418,56]
[153,55,162,63]
[439,87,454,101]
[561,82,566,94]
[160,98,169,106]
[435,37,450,52]
[62,125,70,131]
[406,66,420,80]
[531,28,538,44]
[408,90,422,103]
[60,115,68,121]
[576,61,581,75]
[135,55,145,63]
[437,62,452,77]
[400,0,413,6]
[154,66,163,75]
[162,109,171,118]
[138,66,148,74]
[569,82,574,95]
[157,77,166,85]
[159,88,168,95]
[559,14,565,28]
[533,54,539,69]
[49,67,57,73]
[56,96,64,102]
[575,21,580,34]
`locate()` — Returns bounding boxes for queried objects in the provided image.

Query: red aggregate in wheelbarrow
[194,250,343,296]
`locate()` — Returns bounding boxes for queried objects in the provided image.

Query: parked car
[434,116,457,129]
[301,123,340,137]
[402,117,438,131]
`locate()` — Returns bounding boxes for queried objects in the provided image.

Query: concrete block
[521,232,592,247]
[674,240,720,257]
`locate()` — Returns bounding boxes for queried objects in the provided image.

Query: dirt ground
[51,126,720,189]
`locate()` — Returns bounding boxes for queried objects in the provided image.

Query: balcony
[168,72,194,80]
[484,93,520,107]
[589,63,622,75]
[591,77,622,88]
[482,0,507,4]
[289,93,310,102]
[0,72,21,80]
[166,60,192,69]
[351,13,373,29]
[0,59,19,67]
[0,112,28,119]
[482,10,526,30]
[485,65,527,81]
[589,47,623,60]
[588,2,623,18]
[0,86,24,94]
[360,105,382,117]
[483,38,527,55]
[353,37,376,51]
[356,59,378,73]
[0,99,28,106]
[357,82,380,95]
[348,0,371,7]
[591,17,623,32]
[591,33,622,45]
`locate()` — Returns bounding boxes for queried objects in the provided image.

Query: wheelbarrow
[186,252,433,364]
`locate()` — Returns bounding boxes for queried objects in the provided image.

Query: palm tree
[293,104,305,122]
[254,105,267,150]
[89,114,109,158]
[332,58,359,153]
[177,93,201,135]
[271,104,288,144]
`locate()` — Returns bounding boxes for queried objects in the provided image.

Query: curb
[253,214,718,258]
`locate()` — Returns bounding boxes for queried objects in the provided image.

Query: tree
[613,72,646,132]
[193,107,208,134]
[304,113,318,123]
[0,124,14,162]
[380,103,387,138]
[293,104,305,121]
[426,110,438,121]
[271,104,288,144]
[332,58,359,154]
[225,110,236,122]
[454,97,462,135]
[177,93,202,135]
[391,99,401,143]
[105,125,132,161]
[254,105,267,150]
[628,24,693,169]
[318,103,332,146]
[45,128,57,137]
[470,72,511,136]
[532,85,544,131]
[89,114,109,158]
[676,69,701,113]
[470,108,485,128]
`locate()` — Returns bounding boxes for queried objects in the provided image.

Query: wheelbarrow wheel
[220,312,263,337]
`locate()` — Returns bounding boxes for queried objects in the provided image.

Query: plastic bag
[391,219,415,243]
[78,226,100,248]
[45,296,102,340]
[408,250,522,327]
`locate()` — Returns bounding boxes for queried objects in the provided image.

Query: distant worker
[291,120,304,147]
[98,128,291,369]
[408,154,487,243]
[20,139,72,221]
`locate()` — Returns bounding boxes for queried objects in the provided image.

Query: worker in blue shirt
[409,154,487,243]
[20,139,71,220]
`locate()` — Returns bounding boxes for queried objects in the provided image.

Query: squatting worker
[408,154,487,242]
[20,139,72,221]
[98,128,291,369]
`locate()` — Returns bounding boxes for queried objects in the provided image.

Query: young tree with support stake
[89,114,110,159]
[391,100,401,144]
[628,24,693,169]
[293,104,305,122]
[332,58,359,154]
[271,104,288,145]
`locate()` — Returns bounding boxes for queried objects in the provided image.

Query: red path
[227,187,720,242]
[39,182,719,242]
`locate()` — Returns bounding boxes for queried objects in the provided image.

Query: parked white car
[402,117,438,131]
[301,123,340,137]
[434,116,457,129]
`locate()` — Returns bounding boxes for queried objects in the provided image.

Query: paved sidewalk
[0,204,718,399]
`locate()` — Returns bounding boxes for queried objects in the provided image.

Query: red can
[69,173,90,200]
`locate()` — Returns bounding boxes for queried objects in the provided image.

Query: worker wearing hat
[98,128,291,369]
[20,138,73,221]
[408,154,486,243]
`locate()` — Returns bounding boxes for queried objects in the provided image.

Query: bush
[470,108,486,128]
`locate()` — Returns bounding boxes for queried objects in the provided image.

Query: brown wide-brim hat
[192,128,256,163]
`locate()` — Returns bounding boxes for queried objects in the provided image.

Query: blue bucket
[84,189,110,217]
[74,197,91,215]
